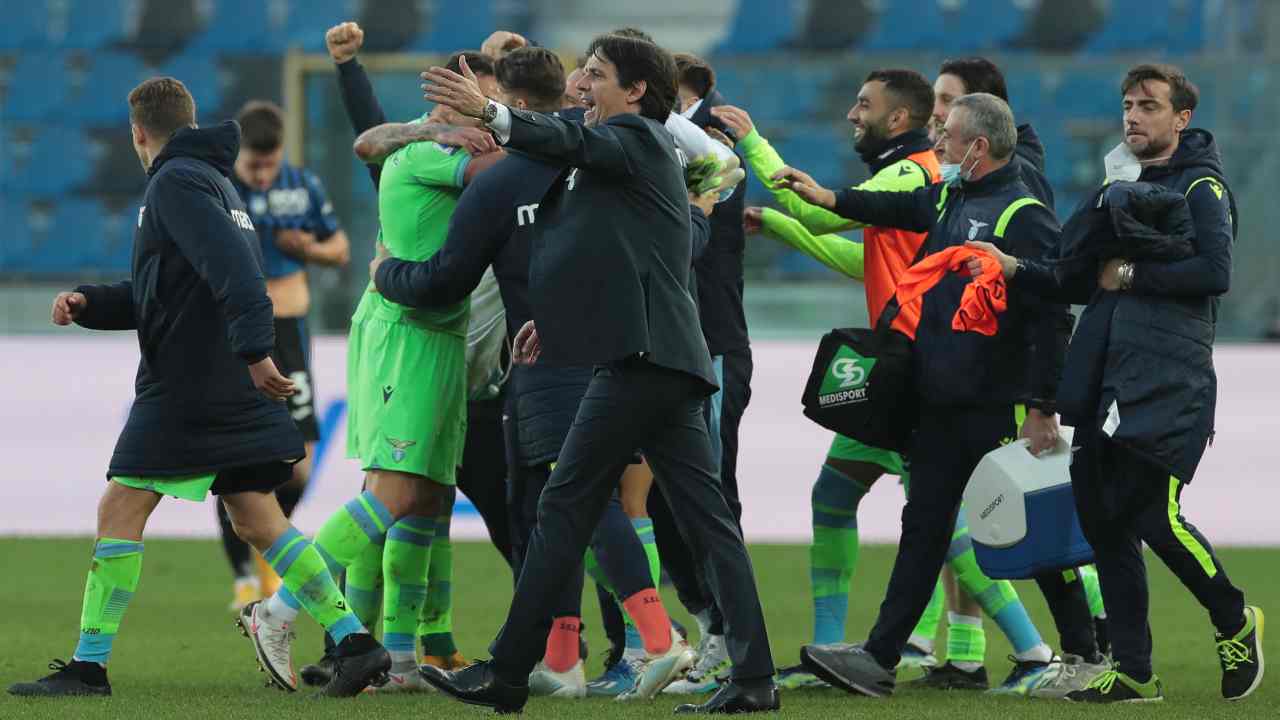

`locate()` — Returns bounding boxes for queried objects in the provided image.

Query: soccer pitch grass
[2,539,1273,719]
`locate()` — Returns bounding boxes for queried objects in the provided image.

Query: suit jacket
[503,108,718,394]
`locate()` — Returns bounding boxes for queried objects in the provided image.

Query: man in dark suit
[419,34,778,715]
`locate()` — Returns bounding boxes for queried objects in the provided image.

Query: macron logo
[230,208,255,231]
[516,203,539,227]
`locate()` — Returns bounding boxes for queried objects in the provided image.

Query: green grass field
[2,538,1273,719]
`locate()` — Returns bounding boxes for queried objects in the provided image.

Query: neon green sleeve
[760,207,865,280]
[400,141,471,188]
[738,128,860,234]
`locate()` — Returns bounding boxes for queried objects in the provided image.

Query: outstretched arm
[755,207,865,280]
[422,59,632,175]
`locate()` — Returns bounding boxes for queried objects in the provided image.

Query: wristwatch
[481,99,499,125]
[1118,261,1136,291]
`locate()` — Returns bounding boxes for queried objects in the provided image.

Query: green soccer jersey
[359,127,472,336]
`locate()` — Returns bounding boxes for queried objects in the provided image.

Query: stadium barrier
[3,335,1276,545]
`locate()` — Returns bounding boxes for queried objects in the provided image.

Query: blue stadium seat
[1082,0,1207,53]
[936,0,1031,53]
[1047,70,1117,122]
[186,0,276,53]
[2,51,71,122]
[64,0,136,50]
[712,0,799,54]
[280,0,356,52]
[7,126,96,194]
[408,1,494,52]
[69,198,134,273]
[0,197,33,272]
[160,50,225,115]
[62,52,151,123]
[860,1,945,51]
[0,2,50,50]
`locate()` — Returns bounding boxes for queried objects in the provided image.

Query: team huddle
[7,17,1264,716]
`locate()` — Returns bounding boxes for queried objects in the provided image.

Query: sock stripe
[271,537,312,577]
[75,632,114,664]
[813,511,858,529]
[342,499,389,542]
[328,614,363,645]
[277,585,302,610]
[358,491,395,531]
[387,523,435,546]
[945,534,973,562]
[264,527,305,566]
[94,540,144,558]
[384,632,415,652]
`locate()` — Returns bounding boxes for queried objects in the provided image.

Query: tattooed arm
[352,121,498,165]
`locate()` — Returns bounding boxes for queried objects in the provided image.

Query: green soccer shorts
[827,433,906,477]
[346,312,466,486]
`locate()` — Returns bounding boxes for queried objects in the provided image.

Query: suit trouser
[651,348,753,634]
[458,395,514,566]
[865,405,1017,668]
[1072,431,1245,680]
[510,461,654,619]
[491,358,774,682]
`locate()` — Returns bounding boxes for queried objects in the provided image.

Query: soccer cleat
[1218,605,1265,701]
[1066,669,1164,703]
[237,600,297,691]
[421,651,470,671]
[800,643,897,698]
[228,576,262,612]
[365,666,434,694]
[300,650,337,687]
[1029,653,1110,699]
[896,641,939,670]
[774,664,827,690]
[529,659,587,698]
[318,633,391,697]
[587,658,641,697]
[989,655,1060,696]
[7,659,111,697]
[663,633,730,695]
[620,628,696,700]
[905,662,989,690]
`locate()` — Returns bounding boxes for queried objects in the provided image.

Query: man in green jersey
[246,51,503,692]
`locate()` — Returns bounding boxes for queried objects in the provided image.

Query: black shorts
[210,461,294,495]
[272,317,319,442]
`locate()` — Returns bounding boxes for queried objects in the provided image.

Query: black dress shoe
[674,679,780,714]
[420,659,529,714]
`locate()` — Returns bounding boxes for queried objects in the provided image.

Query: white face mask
[1104,140,1175,183]
[939,139,978,185]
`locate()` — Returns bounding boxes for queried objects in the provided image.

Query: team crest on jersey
[968,219,989,240]
[267,187,310,216]
[249,195,269,216]
[386,437,417,463]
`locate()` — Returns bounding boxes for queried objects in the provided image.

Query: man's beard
[1131,130,1175,161]
[854,122,889,154]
